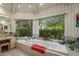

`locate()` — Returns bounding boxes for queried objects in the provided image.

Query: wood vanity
[0,37,16,53]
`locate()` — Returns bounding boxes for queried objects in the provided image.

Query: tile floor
[0,49,30,56]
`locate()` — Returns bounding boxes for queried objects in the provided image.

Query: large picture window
[39,15,64,40]
[15,20,32,37]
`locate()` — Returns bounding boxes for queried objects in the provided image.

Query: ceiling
[1,3,60,13]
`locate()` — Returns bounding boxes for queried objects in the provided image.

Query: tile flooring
[0,49,30,56]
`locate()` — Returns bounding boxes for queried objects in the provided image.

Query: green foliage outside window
[39,15,64,40]
[15,20,32,37]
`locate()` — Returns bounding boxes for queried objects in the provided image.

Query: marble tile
[0,49,30,56]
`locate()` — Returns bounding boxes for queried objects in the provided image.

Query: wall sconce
[0,13,9,19]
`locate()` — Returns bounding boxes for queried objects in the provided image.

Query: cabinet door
[10,38,16,48]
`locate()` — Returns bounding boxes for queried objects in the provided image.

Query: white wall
[33,19,39,38]
[10,18,16,33]
[0,7,11,16]
[73,4,79,37]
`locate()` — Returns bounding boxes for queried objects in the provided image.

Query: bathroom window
[39,15,64,40]
[15,20,32,37]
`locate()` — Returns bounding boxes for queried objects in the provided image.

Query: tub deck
[16,40,69,56]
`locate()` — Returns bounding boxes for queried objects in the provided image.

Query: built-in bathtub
[16,39,69,56]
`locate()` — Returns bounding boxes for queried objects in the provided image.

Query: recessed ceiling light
[40,3,44,6]
[18,4,21,8]
[28,5,32,8]
[0,3,2,5]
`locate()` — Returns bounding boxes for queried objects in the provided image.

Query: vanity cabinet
[0,39,10,52]
[3,37,16,49]
[0,37,16,52]
[10,37,16,48]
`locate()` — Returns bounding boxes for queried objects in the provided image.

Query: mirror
[0,13,10,36]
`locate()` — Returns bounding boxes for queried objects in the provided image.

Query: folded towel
[31,44,46,54]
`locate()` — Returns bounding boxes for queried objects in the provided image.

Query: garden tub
[16,39,69,56]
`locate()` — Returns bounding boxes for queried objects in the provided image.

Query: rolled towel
[31,44,46,54]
